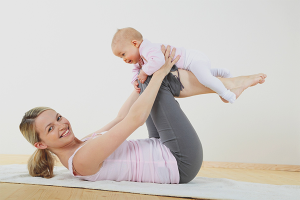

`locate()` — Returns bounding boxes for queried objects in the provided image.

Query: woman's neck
[50,137,85,168]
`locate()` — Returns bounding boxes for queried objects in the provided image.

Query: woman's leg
[174,69,266,99]
[139,67,203,184]
[139,68,266,183]
[146,115,160,139]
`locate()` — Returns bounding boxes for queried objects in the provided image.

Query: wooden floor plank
[0,183,24,200]
[0,183,196,200]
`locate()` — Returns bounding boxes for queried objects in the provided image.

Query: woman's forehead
[35,110,57,129]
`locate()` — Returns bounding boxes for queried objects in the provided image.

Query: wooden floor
[0,155,299,200]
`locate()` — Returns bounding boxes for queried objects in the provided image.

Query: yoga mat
[0,164,299,200]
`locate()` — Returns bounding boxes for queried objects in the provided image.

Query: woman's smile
[60,129,70,138]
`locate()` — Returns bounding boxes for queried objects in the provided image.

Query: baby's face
[113,42,140,64]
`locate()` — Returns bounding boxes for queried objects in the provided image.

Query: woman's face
[34,110,75,149]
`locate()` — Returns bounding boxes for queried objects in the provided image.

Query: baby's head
[111,27,143,64]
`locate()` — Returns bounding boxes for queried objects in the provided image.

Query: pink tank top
[68,132,180,184]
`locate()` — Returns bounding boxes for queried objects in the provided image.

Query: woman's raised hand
[155,45,180,76]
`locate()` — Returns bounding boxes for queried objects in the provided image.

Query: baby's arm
[137,69,148,84]
[131,64,141,84]
[132,46,167,85]
[141,47,166,76]
[132,64,141,93]
[133,80,140,93]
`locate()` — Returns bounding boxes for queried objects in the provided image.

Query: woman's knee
[179,159,203,184]
[178,142,203,183]
[180,163,203,183]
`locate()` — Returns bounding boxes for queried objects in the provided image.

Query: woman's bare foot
[217,73,267,92]
[235,73,267,87]
[227,73,267,102]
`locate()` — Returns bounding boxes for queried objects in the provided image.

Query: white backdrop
[0,0,299,165]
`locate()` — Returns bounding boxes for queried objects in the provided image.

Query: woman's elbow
[138,113,148,126]
[116,114,126,121]
[129,112,147,127]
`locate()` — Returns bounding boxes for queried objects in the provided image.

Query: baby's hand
[133,80,141,93]
[138,69,148,84]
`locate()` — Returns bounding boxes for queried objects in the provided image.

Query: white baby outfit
[132,39,235,103]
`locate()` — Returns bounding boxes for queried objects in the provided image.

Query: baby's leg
[211,68,232,78]
[189,60,236,103]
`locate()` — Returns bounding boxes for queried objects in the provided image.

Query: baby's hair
[111,27,143,48]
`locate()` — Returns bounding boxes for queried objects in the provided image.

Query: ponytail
[20,107,56,178]
[28,148,55,178]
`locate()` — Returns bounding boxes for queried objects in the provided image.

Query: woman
[20,46,266,184]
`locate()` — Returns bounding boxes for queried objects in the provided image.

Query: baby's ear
[132,40,141,48]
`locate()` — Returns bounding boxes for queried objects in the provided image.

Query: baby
[111,27,236,103]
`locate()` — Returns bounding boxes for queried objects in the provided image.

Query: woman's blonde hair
[19,107,56,178]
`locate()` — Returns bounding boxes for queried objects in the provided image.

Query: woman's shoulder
[80,131,107,141]
[70,132,107,176]
[80,133,95,141]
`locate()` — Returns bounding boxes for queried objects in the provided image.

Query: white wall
[0,0,299,165]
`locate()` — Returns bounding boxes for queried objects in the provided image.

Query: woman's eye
[48,126,53,132]
[57,116,62,121]
[122,53,125,56]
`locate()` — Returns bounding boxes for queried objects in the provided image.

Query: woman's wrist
[152,70,166,81]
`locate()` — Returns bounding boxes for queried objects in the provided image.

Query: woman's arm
[74,46,180,176]
[94,90,139,133]
[81,91,139,140]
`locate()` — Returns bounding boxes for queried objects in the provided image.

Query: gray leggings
[138,66,203,184]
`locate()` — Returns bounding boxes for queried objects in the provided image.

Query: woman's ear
[34,142,47,150]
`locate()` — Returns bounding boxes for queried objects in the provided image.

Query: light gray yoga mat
[0,164,299,200]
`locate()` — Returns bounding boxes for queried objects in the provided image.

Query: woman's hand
[154,45,180,77]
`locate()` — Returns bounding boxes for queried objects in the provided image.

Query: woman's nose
[58,124,67,130]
